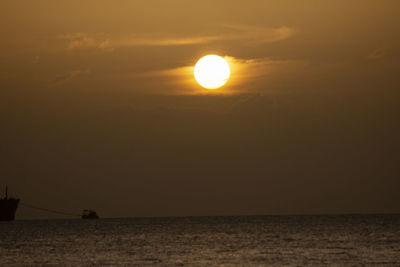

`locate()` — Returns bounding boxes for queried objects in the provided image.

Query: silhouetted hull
[82,213,99,219]
[0,198,19,221]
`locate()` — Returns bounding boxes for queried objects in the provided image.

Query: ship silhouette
[81,209,99,219]
[0,185,19,221]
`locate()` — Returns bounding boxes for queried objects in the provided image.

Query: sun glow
[194,55,230,89]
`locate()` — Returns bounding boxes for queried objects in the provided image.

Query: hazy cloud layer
[61,25,295,50]
[60,33,112,51]
[135,56,308,94]
[51,69,91,84]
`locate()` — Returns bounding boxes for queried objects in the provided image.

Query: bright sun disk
[194,55,230,89]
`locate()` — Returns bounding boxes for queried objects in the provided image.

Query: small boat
[0,185,20,221]
[81,209,99,219]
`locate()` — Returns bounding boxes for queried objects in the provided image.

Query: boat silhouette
[0,185,19,221]
[81,209,99,219]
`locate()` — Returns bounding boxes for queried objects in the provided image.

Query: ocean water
[1,215,399,266]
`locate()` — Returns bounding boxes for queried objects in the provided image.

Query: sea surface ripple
[1,215,400,266]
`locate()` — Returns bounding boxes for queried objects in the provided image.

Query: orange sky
[1,1,400,218]
[1,0,399,95]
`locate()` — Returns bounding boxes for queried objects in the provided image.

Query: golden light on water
[194,55,230,89]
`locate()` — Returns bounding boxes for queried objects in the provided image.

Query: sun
[194,55,230,89]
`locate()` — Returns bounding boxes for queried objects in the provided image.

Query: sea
[1,215,399,266]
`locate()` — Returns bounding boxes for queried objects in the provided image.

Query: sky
[1,1,399,219]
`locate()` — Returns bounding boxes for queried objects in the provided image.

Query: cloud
[60,33,112,51]
[116,36,220,47]
[222,24,295,44]
[119,25,295,47]
[133,56,307,95]
[51,69,90,84]
[61,25,295,50]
